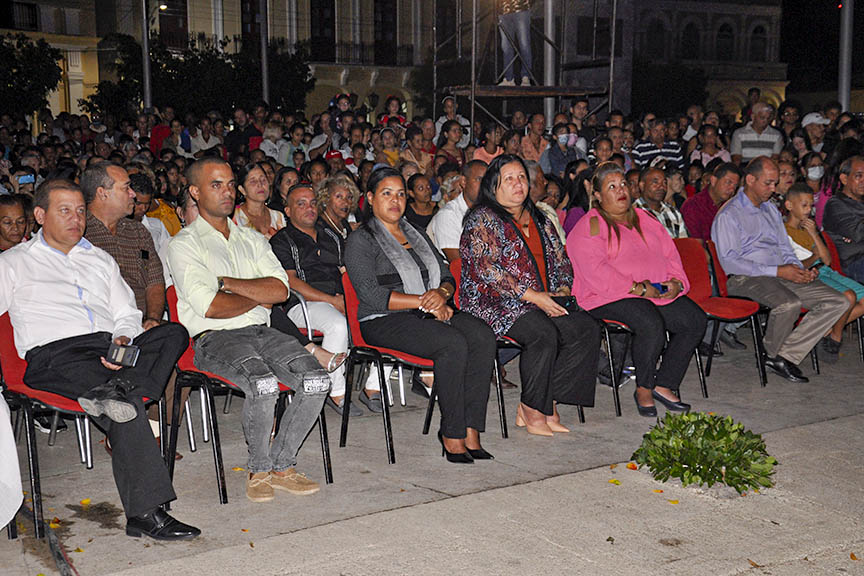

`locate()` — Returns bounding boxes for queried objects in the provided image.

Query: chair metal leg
[158,398,168,464]
[705,319,721,377]
[184,398,196,452]
[13,407,22,442]
[603,327,622,417]
[811,346,820,374]
[397,364,406,407]
[385,363,395,407]
[422,380,437,436]
[6,513,17,539]
[21,402,43,539]
[750,316,767,387]
[223,390,233,414]
[47,411,60,447]
[493,357,508,438]
[576,405,585,424]
[74,416,86,464]
[83,416,93,469]
[167,376,185,483]
[318,408,333,484]
[199,387,210,443]
[857,317,864,363]
[694,347,708,399]
[339,357,356,448]
[203,381,227,504]
[376,355,396,464]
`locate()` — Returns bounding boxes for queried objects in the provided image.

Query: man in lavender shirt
[711,157,848,383]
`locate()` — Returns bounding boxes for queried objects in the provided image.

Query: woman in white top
[233,162,286,238]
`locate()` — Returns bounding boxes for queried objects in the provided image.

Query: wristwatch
[217,277,225,292]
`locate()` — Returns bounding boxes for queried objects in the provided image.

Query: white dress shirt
[142,215,173,286]
[427,192,469,254]
[0,232,143,359]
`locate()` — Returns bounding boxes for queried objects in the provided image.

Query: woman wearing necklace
[460,155,601,436]
[345,167,496,463]
[316,174,360,260]
[405,173,438,231]
[233,162,286,238]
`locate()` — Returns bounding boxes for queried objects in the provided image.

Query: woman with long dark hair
[435,120,466,168]
[345,167,496,463]
[567,162,706,417]
[460,154,600,436]
[233,162,286,238]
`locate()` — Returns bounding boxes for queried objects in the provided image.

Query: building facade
[0,0,101,116]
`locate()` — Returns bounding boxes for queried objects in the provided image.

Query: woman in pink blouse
[567,162,707,417]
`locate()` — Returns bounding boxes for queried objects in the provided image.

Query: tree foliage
[0,34,62,118]
[80,34,315,120]
[631,60,708,117]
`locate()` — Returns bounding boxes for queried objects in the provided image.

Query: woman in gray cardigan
[345,167,496,463]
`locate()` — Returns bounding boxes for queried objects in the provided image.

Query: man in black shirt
[224,107,262,158]
[270,183,382,415]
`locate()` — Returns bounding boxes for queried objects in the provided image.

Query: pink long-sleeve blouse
[567,208,690,310]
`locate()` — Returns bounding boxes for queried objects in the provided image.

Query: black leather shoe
[466,447,495,460]
[126,508,201,541]
[652,390,691,412]
[698,342,723,358]
[78,381,137,423]
[764,356,809,383]
[437,430,473,463]
[633,392,657,418]
[719,330,747,350]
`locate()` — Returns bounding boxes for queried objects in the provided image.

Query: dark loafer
[652,390,691,412]
[764,356,809,383]
[126,508,201,541]
[633,392,657,418]
[719,330,747,350]
[358,391,384,413]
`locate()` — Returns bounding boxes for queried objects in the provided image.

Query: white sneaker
[498,78,516,87]
[520,76,532,86]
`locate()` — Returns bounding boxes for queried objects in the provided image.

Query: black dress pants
[505,309,600,415]
[23,324,188,518]
[588,296,706,392]
[360,311,495,439]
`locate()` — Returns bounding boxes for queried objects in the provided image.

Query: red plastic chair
[340,274,435,463]
[165,287,333,503]
[821,234,864,362]
[0,313,97,540]
[675,238,763,388]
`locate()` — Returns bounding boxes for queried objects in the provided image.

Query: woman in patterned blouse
[459,154,601,436]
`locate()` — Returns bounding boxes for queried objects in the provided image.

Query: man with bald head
[712,157,848,382]
[167,157,329,503]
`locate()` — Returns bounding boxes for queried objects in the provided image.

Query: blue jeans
[499,11,532,81]
[193,325,329,474]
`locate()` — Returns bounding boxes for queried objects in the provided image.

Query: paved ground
[2,332,864,575]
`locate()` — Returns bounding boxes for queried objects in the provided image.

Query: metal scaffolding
[432,0,616,127]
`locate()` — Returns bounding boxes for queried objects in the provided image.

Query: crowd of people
[1,86,863,542]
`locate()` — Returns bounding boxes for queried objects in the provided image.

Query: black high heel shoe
[466,447,494,460]
[437,430,474,464]
[633,391,658,418]
[652,389,690,412]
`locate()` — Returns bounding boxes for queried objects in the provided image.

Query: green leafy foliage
[0,34,62,118]
[631,412,777,494]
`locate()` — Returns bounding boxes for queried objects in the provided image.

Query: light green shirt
[166,216,290,337]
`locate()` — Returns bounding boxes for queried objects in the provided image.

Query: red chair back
[342,273,372,348]
[705,240,729,297]
[0,313,27,388]
[821,233,844,274]
[673,238,712,304]
[449,258,461,307]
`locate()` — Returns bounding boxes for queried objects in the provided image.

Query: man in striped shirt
[730,102,784,166]
[631,118,685,170]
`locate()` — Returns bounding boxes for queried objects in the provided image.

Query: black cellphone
[808,261,824,270]
[107,342,140,367]
[552,295,581,311]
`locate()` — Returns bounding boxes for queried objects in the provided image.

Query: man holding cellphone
[0,179,199,541]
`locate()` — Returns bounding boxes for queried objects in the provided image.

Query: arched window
[749,25,767,62]
[680,23,700,60]
[716,23,735,61]
[644,19,667,61]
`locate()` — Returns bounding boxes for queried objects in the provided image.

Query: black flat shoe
[719,330,747,350]
[651,390,690,412]
[764,355,809,383]
[466,447,494,460]
[126,508,201,541]
[633,392,657,418]
[437,430,473,464]
[698,342,723,358]
[412,371,432,398]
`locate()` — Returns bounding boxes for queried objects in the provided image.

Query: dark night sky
[781,0,864,92]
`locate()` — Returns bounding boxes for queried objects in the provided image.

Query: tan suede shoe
[246,472,274,502]
[270,468,320,495]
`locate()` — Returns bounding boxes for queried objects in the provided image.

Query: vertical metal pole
[260,0,269,104]
[470,0,477,133]
[838,0,853,110]
[433,0,438,119]
[141,0,152,110]
[591,0,599,60]
[213,0,224,47]
[544,0,555,124]
[608,0,618,113]
[456,0,463,59]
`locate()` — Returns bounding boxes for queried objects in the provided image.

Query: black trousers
[588,296,706,392]
[360,311,495,439]
[23,324,188,518]
[505,309,601,414]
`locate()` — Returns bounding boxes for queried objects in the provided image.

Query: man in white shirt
[0,179,199,541]
[428,160,486,262]
[166,157,329,504]
[434,97,471,149]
